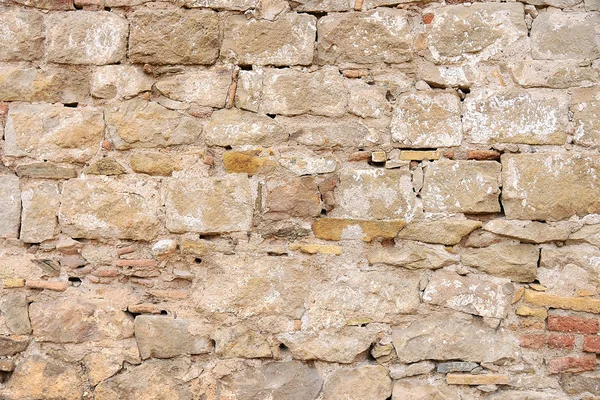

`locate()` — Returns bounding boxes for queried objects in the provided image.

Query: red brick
[520,334,547,349]
[547,355,596,375]
[584,336,600,353]
[548,315,599,334]
[547,334,575,350]
[423,13,434,24]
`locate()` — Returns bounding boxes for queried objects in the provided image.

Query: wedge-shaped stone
[509,61,600,89]
[91,65,153,100]
[20,181,60,243]
[313,218,405,242]
[0,175,21,239]
[166,175,253,234]
[483,220,573,243]
[502,153,600,220]
[105,99,202,150]
[129,9,219,65]
[392,311,520,363]
[59,177,161,241]
[134,315,212,359]
[463,89,569,145]
[572,87,600,148]
[277,115,377,148]
[391,91,462,148]
[205,108,287,147]
[5,103,103,163]
[155,67,232,107]
[323,366,392,400]
[222,13,316,66]
[427,3,527,64]
[318,8,412,65]
[397,220,481,245]
[461,242,539,283]
[47,11,128,65]
[367,241,458,270]
[214,325,272,359]
[422,160,501,214]
[0,10,44,61]
[423,269,513,318]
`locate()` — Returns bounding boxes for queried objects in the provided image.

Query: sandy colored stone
[129,9,219,65]
[12,0,74,9]
[84,158,127,176]
[392,383,460,400]
[572,87,600,148]
[313,218,405,242]
[391,91,462,148]
[15,163,76,180]
[235,69,263,112]
[502,153,600,220]
[399,150,440,161]
[318,8,412,65]
[222,13,315,66]
[224,151,276,176]
[214,325,272,358]
[279,150,337,175]
[292,0,352,11]
[289,243,342,255]
[397,220,481,245]
[447,374,509,385]
[483,220,573,243]
[5,103,103,163]
[421,160,501,214]
[538,244,600,296]
[205,108,287,147]
[165,175,253,234]
[389,361,435,379]
[276,115,376,148]
[0,10,44,61]
[367,241,458,270]
[46,11,127,65]
[509,60,599,89]
[3,279,25,289]
[569,224,600,247]
[59,177,161,241]
[20,181,60,243]
[517,305,548,319]
[84,352,122,386]
[0,175,21,239]
[524,289,600,313]
[0,293,31,335]
[348,80,391,119]
[265,176,321,219]
[322,365,392,400]
[461,242,539,283]
[560,372,600,396]
[0,336,28,356]
[155,67,232,108]
[91,65,153,100]
[130,152,178,176]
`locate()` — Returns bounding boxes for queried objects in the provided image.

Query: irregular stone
[538,245,600,296]
[347,80,391,119]
[421,161,501,214]
[392,311,520,363]
[292,0,352,11]
[83,158,127,176]
[214,325,272,358]
[397,220,481,245]
[91,65,153,99]
[399,150,440,161]
[262,67,348,117]
[205,108,287,147]
[560,372,600,396]
[586,0,600,9]
[59,177,161,241]
[367,241,458,270]
[437,362,479,373]
[447,374,509,385]
[0,10,44,61]
[183,0,257,9]
[488,391,564,400]
[11,0,74,9]
[277,115,377,148]
[509,60,599,89]
[15,163,77,179]
[418,62,475,89]
[0,336,28,356]
[483,220,572,243]
[289,243,342,255]
[20,181,60,243]
[0,175,21,238]
[180,238,235,256]
[531,10,600,60]
[517,305,548,319]
[569,224,600,248]
[318,9,412,65]
[392,383,459,400]
[572,87,600,148]
[134,315,212,359]
[0,293,31,335]
[391,91,462,148]
[105,99,202,150]
[223,151,276,175]
[47,11,128,65]
[461,242,539,283]
[129,152,178,176]
[389,361,435,379]
[524,289,600,313]
[129,9,219,65]
[462,89,569,145]
[322,365,392,400]
[279,150,337,175]
[84,352,122,386]
[265,177,321,219]
[165,175,253,234]
[235,69,263,112]
[222,13,315,66]
[155,67,232,107]
[313,218,405,242]
[501,153,600,220]
[5,103,103,163]
[423,269,513,318]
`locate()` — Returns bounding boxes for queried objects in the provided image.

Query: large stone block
[317,9,412,65]
[572,87,600,148]
[222,13,316,66]
[129,9,219,65]
[0,175,21,239]
[461,242,539,283]
[502,153,600,220]
[4,103,103,163]
[46,11,128,65]
[204,108,287,147]
[59,177,161,240]
[20,181,60,243]
[264,177,321,220]
[155,67,232,108]
[0,10,44,61]
[165,175,253,234]
[91,65,153,100]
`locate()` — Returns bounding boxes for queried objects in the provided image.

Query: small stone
[322,365,392,400]
[572,87,600,148]
[20,181,60,243]
[152,239,177,257]
[278,151,337,175]
[516,305,548,319]
[277,115,376,148]
[264,177,322,219]
[0,293,31,335]
[509,60,599,89]
[483,220,573,243]
[15,163,77,179]
[130,152,178,176]
[289,243,342,255]
[83,158,127,176]
[461,242,539,283]
[223,151,276,176]
[84,352,122,387]
[399,150,440,161]
[3,279,25,289]
[0,175,21,238]
[447,374,509,386]
[0,336,29,356]
[205,108,287,147]
[524,290,600,313]
[25,280,70,292]
[155,66,232,108]
[0,360,14,372]
[91,65,153,100]
[389,361,435,379]
[437,362,479,373]
[371,151,386,163]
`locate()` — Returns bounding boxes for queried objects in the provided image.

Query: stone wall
[0,0,600,398]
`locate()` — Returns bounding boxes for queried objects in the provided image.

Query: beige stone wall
[0,0,600,398]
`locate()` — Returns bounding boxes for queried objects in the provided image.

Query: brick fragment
[583,336,600,353]
[548,315,599,334]
[547,355,596,374]
[547,334,575,350]
[520,334,547,349]
[26,280,70,292]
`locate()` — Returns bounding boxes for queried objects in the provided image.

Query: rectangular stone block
[91,65,153,100]
[292,0,352,11]
[222,13,316,66]
[421,160,501,214]
[165,175,253,234]
[205,108,287,147]
[317,9,412,65]
[0,175,21,239]
[524,290,600,314]
[129,9,219,65]
[460,242,539,283]
[46,11,128,65]
[312,218,405,242]
[502,153,600,220]
[0,10,44,61]
[447,374,509,386]
[15,163,77,180]
[20,181,60,243]
[59,177,161,241]
[572,87,600,148]
[5,103,104,163]
[509,60,600,89]
[155,67,232,108]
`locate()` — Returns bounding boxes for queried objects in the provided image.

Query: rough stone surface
[460,242,539,282]
[20,180,60,243]
[92,65,153,100]
[0,175,21,238]
[322,365,392,400]
[277,115,376,148]
[397,220,481,245]
[367,240,458,270]
[0,10,44,61]
[205,108,287,147]
[572,87,600,148]
[155,67,232,107]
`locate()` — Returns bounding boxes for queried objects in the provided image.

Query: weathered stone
[463,89,569,145]
[130,152,178,176]
[569,224,600,247]
[265,177,321,219]
[0,175,21,238]
[392,311,520,363]
[11,0,74,9]
[277,115,377,148]
[318,9,412,65]
[214,325,272,358]
[193,255,309,318]
[91,65,153,99]
[29,298,133,343]
[560,372,600,396]
[15,163,77,179]
[0,10,44,61]
[421,161,501,214]
[289,243,342,255]
[46,11,128,65]
[20,181,60,243]
[0,336,28,356]
[134,315,212,359]
[427,3,527,64]
[129,9,219,65]
[165,175,253,234]
[531,10,600,60]
[447,374,509,385]
[516,305,548,319]
[488,391,563,400]
[222,13,316,66]
[224,151,276,175]
[235,69,263,112]
[461,242,539,283]
[205,108,287,147]
[84,352,122,386]
[105,99,202,150]
[155,67,232,108]
[391,91,462,148]
[279,150,337,175]
[331,169,416,220]
[423,269,513,318]
[292,0,352,11]
[367,241,458,270]
[347,80,391,119]
[59,177,161,241]
[572,87,600,148]
[322,365,392,400]
[313,218,405,242]
[397,220,481,245]
[509,60,599,89]
[262,67,348,117]
[418,62,475,89]
[539,244,600,296]
[0,293,31,335]
[389,361,435,379]
[83,158,127,176]
[5,103,103,163]
[483,220,573,243]
[392,383,460,400]
[183,0,257,9]
[501,153,600,220]
[437,362,479,373]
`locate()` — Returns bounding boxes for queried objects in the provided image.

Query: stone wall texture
[0,0,600,398]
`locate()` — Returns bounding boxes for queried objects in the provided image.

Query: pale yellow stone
[312,218,406,242]
[524,289,600,313]
[289,243,342,255]
[371,151,386,163]
[516,305,548,319]
[447,374,509,386]
[399,150,440,161]
[3,279,25,289]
